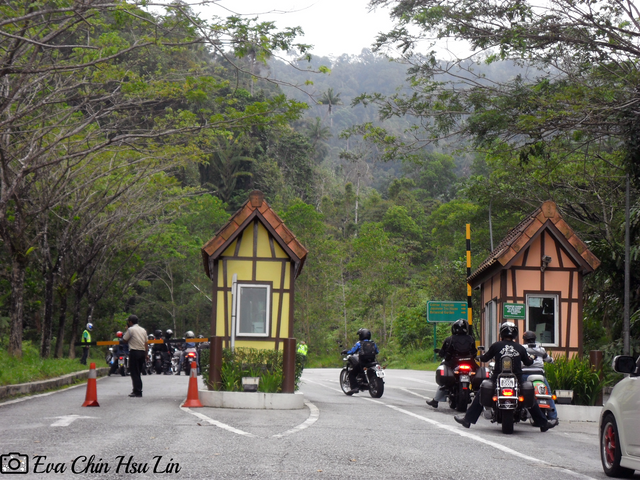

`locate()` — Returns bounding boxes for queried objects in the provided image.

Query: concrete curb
[555,404,602,422]
[199,390,305,409]
[0,367,110,400]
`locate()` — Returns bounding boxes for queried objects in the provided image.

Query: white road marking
[48,414,95,427]
[272,401,319,438]
[180,401,320,439]
[180,406,256,437]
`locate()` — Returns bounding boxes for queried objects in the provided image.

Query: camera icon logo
[0,453,28,474]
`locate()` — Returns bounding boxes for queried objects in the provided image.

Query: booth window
[526,294,558,346]
[237,284,270,336]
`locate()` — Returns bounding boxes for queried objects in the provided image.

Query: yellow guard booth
[468,201,600,357]
[201,190,308,392]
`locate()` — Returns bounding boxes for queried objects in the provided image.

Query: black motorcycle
[434,350,487,412]
[339,353,385,398]
[478,355,535,434]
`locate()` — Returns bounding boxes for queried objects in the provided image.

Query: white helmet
[86,323,93,331]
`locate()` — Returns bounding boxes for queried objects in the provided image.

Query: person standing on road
[80,323,93,365]
[297,340,308,369]
[122,315,147,398]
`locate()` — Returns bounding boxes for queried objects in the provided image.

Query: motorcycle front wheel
[501,410,515,434]
[339,369,351,394]
[367,371,384,398]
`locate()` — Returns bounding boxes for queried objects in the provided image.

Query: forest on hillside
[1,0,639,365]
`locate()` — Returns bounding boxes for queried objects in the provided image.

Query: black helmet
[451,319,469,335]
[500,322,518,340]
[185,331,195,339]
[357,328,371,341]
[155,329,163,339]
[165,329,173,339]
[523,330,537,344]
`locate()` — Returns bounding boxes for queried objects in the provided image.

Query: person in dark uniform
[454,321,558,432]
[427,319,477,408]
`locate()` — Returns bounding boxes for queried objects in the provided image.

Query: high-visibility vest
[82,329,91,344]
[297,343,308,356]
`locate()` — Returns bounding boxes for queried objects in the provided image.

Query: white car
[600,355,640,477]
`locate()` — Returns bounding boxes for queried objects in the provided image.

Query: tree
[0,1,310,356]
[361,0,640,172]
[319,88,343,128]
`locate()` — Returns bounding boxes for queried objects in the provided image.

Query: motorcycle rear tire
[340,369,351,395]
[456,385,470,412]
[119,367,125,377]
[501,410,515,434]
[185,363,191,376]
[368,372,384,398]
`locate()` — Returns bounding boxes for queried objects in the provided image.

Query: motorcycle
[339,353,385,398]
[153,350,165,374]
[434,350,488,412]
[520,366,557,423]
[182,348,198,376]
[171,350,181,374]
[478,354,535,434]
[117,353,129,376]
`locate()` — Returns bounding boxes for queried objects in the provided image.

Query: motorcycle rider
[151,329,172,374]
[341,328,379,395]
[522,330,558,422]
[162,330,175,374]
[454,322,558,432]
[427,319,477,408]
[109,331,129,375]
[177,331,199,374]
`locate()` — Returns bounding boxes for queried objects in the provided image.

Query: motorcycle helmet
[165,329,173,339]
[357,328,371,341]
[155,329,163,339]
[198,335,204,339]
[451,319,469,335]
[523,330,537,344]
[86,323,93,331]
[148,334,155,340]
[116,331,123,338]
[185,331,195,339]
[500,321,518,340]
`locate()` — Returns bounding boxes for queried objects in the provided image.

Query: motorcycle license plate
[499,377,515,388]
[538,400,549,407]
[375,367,385,378]
[460,375,470,382]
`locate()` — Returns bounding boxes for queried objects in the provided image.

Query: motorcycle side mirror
[433,348,440,354]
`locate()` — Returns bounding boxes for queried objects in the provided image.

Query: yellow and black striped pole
[466,224,473,331]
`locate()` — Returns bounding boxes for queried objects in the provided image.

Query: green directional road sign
[427,301,468,323]
[503,303,526,319]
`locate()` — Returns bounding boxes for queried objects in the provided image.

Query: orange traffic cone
[183,361,203,407]
[82,362,100,407]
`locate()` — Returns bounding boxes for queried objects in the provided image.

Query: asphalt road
[0,368,630,479]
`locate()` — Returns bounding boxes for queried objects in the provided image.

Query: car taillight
[501,389,514,396]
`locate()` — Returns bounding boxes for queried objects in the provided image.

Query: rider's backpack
[359,341,377,362]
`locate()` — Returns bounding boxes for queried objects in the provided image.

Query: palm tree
[319,88,342,128]
[201,135,255,203]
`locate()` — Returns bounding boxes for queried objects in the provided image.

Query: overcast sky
[208,0,395,58]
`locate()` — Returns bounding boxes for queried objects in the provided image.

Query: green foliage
[545,355,608,406]
[203,348,302,393]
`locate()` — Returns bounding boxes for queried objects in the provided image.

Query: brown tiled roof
[468,200,600,287]
[201,191,308,279]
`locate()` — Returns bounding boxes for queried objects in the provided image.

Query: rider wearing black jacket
[427,319,477,408]
[454,322,558,432]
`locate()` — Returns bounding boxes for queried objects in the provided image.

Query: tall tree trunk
[68,287,84,359]
[40,266,55,358]
[54,288,69,358]
[8,255,27,357]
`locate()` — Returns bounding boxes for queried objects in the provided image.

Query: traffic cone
[183,361,203,407]
[82,362,100,407]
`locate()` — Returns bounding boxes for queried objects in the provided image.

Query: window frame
[525,293,560,347]
[235,283,271,337]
